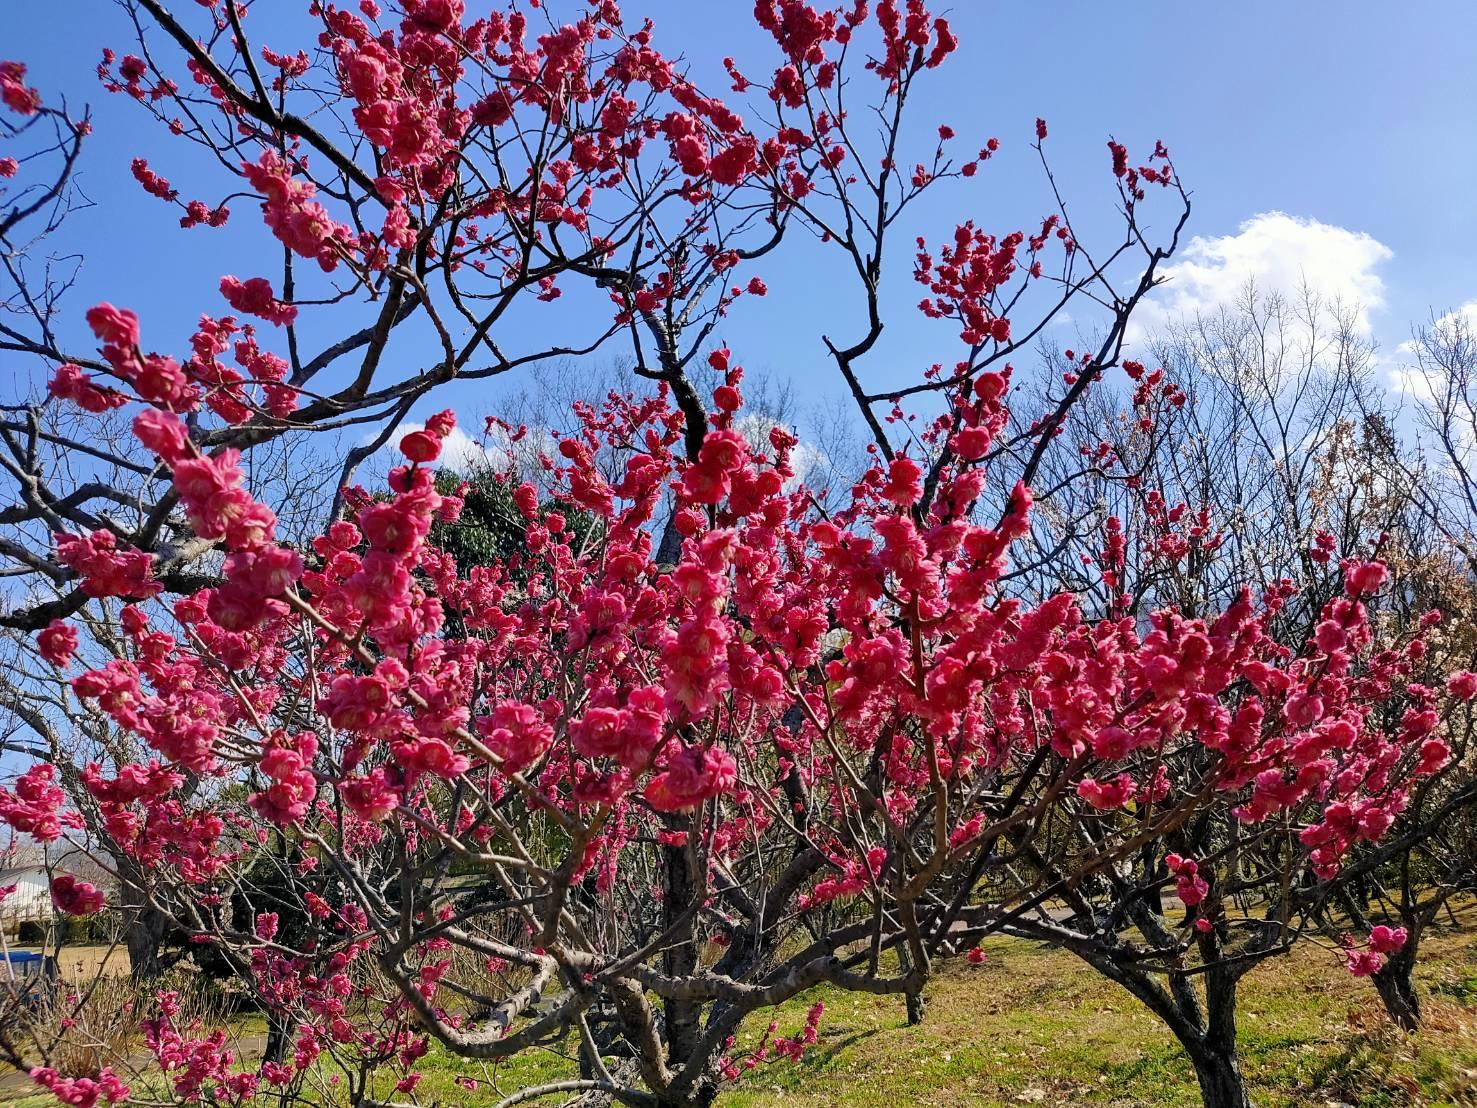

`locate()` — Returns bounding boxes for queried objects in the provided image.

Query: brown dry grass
[3,943,131,981]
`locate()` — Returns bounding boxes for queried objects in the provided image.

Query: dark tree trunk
[1372,944,1421,1031]
[118,863,171,982]
[124,909,169,980]
[904,988,927,1026]
[660,817,702,1065]
[1192,964,1254,1108]
[264,1012,296,1064]
[1336,886,1372,932]
[648,1089,717,1108]
[1167,962,1254,1108]
[896,944,926,1025]
[1186,1043,1254,1108]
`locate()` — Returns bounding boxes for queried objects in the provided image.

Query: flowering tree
[994,289,1477,1069]
[980,551,1471,1106]
[12,361,1470,1108]
[0,4,1464,1108]
[1,0,1172,979]
[1327,314,1477,1030]
[1017,287,1397,617]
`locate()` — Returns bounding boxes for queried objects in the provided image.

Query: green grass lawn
[400,905,1477,1107]
[6,906,1475,1107]
[712,922,1477,1108]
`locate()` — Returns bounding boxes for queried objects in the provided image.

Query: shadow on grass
[806,1026,884,1070]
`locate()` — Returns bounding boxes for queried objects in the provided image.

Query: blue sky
[7,0,1477,441]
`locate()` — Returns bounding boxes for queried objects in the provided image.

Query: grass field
[4,907,1475,1106]
[712,922,1477,1107]
[399,904,1477,1108]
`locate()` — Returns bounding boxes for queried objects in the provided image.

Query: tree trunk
[1184,963,1254,1108]
[1187,1043,1253,1108]
[660,818,702,1064]
[118,863,171,982]
[264,1012,296,1064]
[568,1065,717,1108]
[904,988,926,1026]
[1372,946,1421,1031]
[123,907,169,980]
[639,1089,717,1108]
[1336,886,1372,932]
[896,945,926,1025]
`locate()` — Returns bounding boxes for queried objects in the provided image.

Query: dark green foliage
[190,839,315,983]
[430,468,600,576]
[430,470,528,572]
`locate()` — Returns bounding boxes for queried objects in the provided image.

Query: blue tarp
[1,951,50,997]
[2,952,45,991]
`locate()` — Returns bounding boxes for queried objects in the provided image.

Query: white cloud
[734,413,828,490]
[1415,300,1477,340]
[386,422,504,473]
[377,418,567,486]
[1389,366,1439,402]
[1136,212,1393,337]
[1389,300,1477,411]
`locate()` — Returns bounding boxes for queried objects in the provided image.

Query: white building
[0,865,54,938]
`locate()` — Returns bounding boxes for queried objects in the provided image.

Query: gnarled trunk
[118,862,172,982]
[123,906,170,981]
[1185,1042,1253,1108]
[897,944,926,1025]
[264,1012,297,1064]
[904,988,927,1026]
[1188,965,1255,1108]
[660,818,702,1065]
[1075,906,1259,1108]
[1372,945,1421,1031]
[1163,962,1255,1108]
